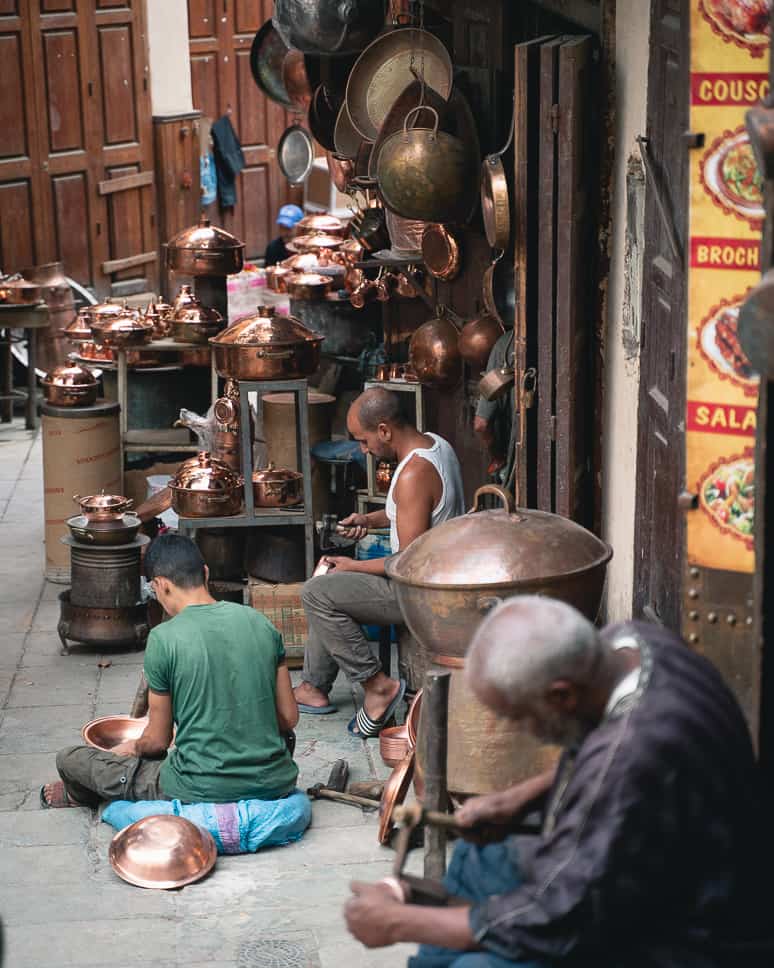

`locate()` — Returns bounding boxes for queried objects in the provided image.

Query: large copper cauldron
[385,486,612,661]
[166,214,244,276]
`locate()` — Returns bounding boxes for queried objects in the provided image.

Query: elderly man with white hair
[345,596,774,967]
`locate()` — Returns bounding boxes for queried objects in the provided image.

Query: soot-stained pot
[166,215,245,276]
[169,452,244,518]
[252,462,304,507]
[272,0,386,55]
[209,304,323,381]
[385,485,612,660]
[42,356,98,407]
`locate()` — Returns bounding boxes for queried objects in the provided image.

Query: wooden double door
[0,0,156,296]
[187,0,299,262]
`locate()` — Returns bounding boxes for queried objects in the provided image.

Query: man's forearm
[389,902,475,950]
[135,729,170,757]
[500,766,557,816]
[364,509,389,529]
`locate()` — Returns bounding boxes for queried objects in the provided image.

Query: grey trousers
[301,572,405,693]
[56,744,171,807]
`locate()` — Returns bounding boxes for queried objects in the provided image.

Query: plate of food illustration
[699,0,771,57]
[697,297,759,395]
[698,453,754,548]
[701,127,764,228]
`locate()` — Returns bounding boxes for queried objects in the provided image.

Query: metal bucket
[69,542,143,609]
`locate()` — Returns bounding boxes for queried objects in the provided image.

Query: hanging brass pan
[481,154,510,250]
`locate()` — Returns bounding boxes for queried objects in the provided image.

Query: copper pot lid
[385,485,613,590]
[90,300,129,320]
[296,213,345,234]
[108,814,217,890]
[286,272,331,287]
[172,302,223,326]
[209,304,323,347]
[289,233,343,252]
[74,491,132,514]
[252,462,303,484]
[167,214,243,253]
[280,253,321,272]
[62,312,95,342]
[43,355,97,389]
[172,285,199,313]
[171,452,242,492]
[91,310,152,340]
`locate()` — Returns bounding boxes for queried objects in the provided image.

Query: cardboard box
[249,579,307,668]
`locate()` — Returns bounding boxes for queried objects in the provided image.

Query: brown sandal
[40,780,80,809]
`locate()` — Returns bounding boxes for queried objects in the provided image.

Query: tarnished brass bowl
[108,815,217,889]
[82,715,148,752]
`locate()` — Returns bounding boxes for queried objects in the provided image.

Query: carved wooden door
[633,0,688,628]
[188,0,295,261]
[0,0,155,296]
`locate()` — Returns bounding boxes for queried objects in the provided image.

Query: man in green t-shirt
[41,534,299,807]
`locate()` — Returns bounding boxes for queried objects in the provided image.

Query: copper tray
[406,690,422,748]
[378,749,415,845]
[109,815,217,889]
[421,223,461,281]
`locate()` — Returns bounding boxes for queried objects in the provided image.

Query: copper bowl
[108,815,217,889]
[379,723,410,769]
[73,491,133,521]
[82,714,149,752]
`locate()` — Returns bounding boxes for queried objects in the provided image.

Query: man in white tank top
[295,388,465,737]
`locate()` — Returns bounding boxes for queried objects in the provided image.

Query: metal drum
[66,535,148,609]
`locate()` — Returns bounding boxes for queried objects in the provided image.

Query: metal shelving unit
[176,378,315,579]
[363,378,425,498]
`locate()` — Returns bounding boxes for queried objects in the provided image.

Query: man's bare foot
[294,681,332,709]
[361,673,401,723]
[40,780,80,809]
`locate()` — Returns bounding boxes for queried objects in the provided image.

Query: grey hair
[353,387,406,431]
[466,595,605,711]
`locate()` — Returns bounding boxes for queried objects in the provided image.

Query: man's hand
[455,768,557,842]
[337,513,369,541]
[111,740,139,757]
[323,555,361,573]
[344,881,404,948]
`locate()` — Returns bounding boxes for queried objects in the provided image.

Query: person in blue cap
[265,204,304,266]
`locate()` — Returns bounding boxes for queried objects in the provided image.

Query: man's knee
[56,744,90,781]
[301,574,332,612]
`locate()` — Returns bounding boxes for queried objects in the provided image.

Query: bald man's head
[347,387,408,460]
[466,596,607,746]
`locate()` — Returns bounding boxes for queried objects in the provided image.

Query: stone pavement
[0,420,419,968]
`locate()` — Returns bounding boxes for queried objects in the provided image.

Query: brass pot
[408,307,461,390]
[42,356,98,407]
[66,513,142,546]
[377,107,477,224]
[73,492,133,521]
[385,486,613,661]
[209,304,323,381]
[169,452,244,518]
[285,272,333,300]
[90,309,153,348]
[252,462,303,507]
[458,313,504,371]
[166,214,245,276]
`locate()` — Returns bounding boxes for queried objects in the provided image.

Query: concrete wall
[601,0,651,620]
[145,0,193,116]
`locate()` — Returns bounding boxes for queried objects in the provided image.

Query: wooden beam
[98,170,154,196]
[101,250,156,274]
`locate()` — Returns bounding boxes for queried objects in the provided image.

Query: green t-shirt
[143,600,298,803]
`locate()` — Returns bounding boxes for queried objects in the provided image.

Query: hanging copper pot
[408,306,461,390]
[327,151,355,192]
[458,310,504,371]
[166,214,245,276]
[281,48,312,113]
[250,19,294,109]
[421,223,461,281]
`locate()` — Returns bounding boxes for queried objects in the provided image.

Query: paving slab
[0,704,87,753]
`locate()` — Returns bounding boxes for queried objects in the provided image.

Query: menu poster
[687,0,770,573]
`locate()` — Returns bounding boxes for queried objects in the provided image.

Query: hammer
[306,759,379,811]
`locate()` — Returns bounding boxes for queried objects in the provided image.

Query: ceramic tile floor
[0,419,419,968]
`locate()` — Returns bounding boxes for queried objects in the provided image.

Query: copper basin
[108,815,217,889]
[82,714,149,752]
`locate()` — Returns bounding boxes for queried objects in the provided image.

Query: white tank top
[386,432,465,553]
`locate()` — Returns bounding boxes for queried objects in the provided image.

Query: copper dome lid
[108,814,217,890]
[289,233,343,252]
[171,452,242,492]
[296,213,346,235]
[168,214,243,252]
[90,300,129,320]
[209,304,323,347]
[61,310,95,342]
[386,491,613,590]
[43,355,97,389]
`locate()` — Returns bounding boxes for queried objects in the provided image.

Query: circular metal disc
[277,125,315,185]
